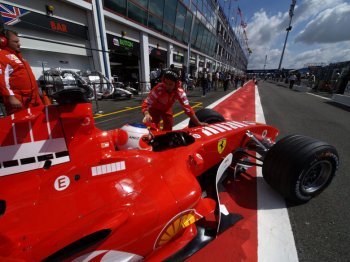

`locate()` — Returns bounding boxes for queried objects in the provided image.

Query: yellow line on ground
[173,102,203,117]
[94,105,141,119]
[94,102,202,120]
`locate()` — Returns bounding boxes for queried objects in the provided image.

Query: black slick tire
[262,135,339,203]
[188,108,225,127]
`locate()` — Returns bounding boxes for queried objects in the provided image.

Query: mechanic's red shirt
[0,47,41,98]
[142,81,195,116]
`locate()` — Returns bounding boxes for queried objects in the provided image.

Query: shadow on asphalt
[276,83,287,88]
[325,101,350,111]
[187,94,202,98]
[223,175,289,211]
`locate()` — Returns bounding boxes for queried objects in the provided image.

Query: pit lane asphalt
[93,82,350,262]
[258,80,350,262]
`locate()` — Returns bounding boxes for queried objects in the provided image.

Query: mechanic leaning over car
[142,69,207,131]
[0,29,44,115]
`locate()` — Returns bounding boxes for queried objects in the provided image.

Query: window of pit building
[191,19,200,46]
[182,11,193,44]
[163,0,177,37]
[105,0,127,16]
[128,1,148,26]
[149,0,164,18]
[148,13,163,32]
[174,3,186,42]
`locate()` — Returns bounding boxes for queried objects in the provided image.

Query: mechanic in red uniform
[142,69,206,131]
[0,29,43,115]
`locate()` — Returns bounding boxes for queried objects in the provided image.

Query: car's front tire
[188,108,225,127]
[262,135,339,203]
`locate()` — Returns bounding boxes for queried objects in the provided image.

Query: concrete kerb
[267,80,310,92]
[293,84,311,92]
[331,94,350,107]
[268,80,350,107]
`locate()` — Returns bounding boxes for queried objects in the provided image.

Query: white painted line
[306,92,331,100]
[255,85,298,262]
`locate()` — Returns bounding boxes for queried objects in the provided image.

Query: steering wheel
[171,133,187,147]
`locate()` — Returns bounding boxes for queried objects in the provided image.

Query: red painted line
[187,81,258,262]
[213,82,256,122]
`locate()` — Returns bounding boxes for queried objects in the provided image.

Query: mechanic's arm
[189,114,208,127]
[141,92,153,123]
[176,88,208,127]
[8,96,22,109]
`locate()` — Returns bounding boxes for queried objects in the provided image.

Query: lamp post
[263,54,267,78]
[278,0,296,70]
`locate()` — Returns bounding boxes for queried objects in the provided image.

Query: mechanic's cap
[163,70,179,82]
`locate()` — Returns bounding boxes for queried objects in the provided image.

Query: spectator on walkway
[307,73,316,88]
[223,73,230,91]
[208,71,212,92]
[201,69,208,97]
[214,71,219,90]
[180,66,188,92]
[234,75,239,88]
[150,62,164,89]
[336,69,350,95]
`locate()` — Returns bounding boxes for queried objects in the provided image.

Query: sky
[220,0,350,70]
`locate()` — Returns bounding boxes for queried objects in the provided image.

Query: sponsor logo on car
[218,138,227,154]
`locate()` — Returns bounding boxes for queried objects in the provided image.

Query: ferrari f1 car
[0,89,339,261]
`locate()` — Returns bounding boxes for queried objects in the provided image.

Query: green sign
[107,34,140,56]
[119,38,134,48]
[173,54,184,63]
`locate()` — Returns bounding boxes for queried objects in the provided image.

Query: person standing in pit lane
[0,29,43,115]
[142,69,207,131]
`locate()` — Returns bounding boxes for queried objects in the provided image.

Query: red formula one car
[0,89,339,261]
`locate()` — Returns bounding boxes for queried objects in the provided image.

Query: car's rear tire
[188,108,225,127]
[262,135,339,203]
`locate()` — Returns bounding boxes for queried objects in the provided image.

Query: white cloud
[295,0,344,22]
[295,3,350,44]
[247,9,286,49]
[246,10,287,69]
[246,0,350,70]
[286,42,350,68]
